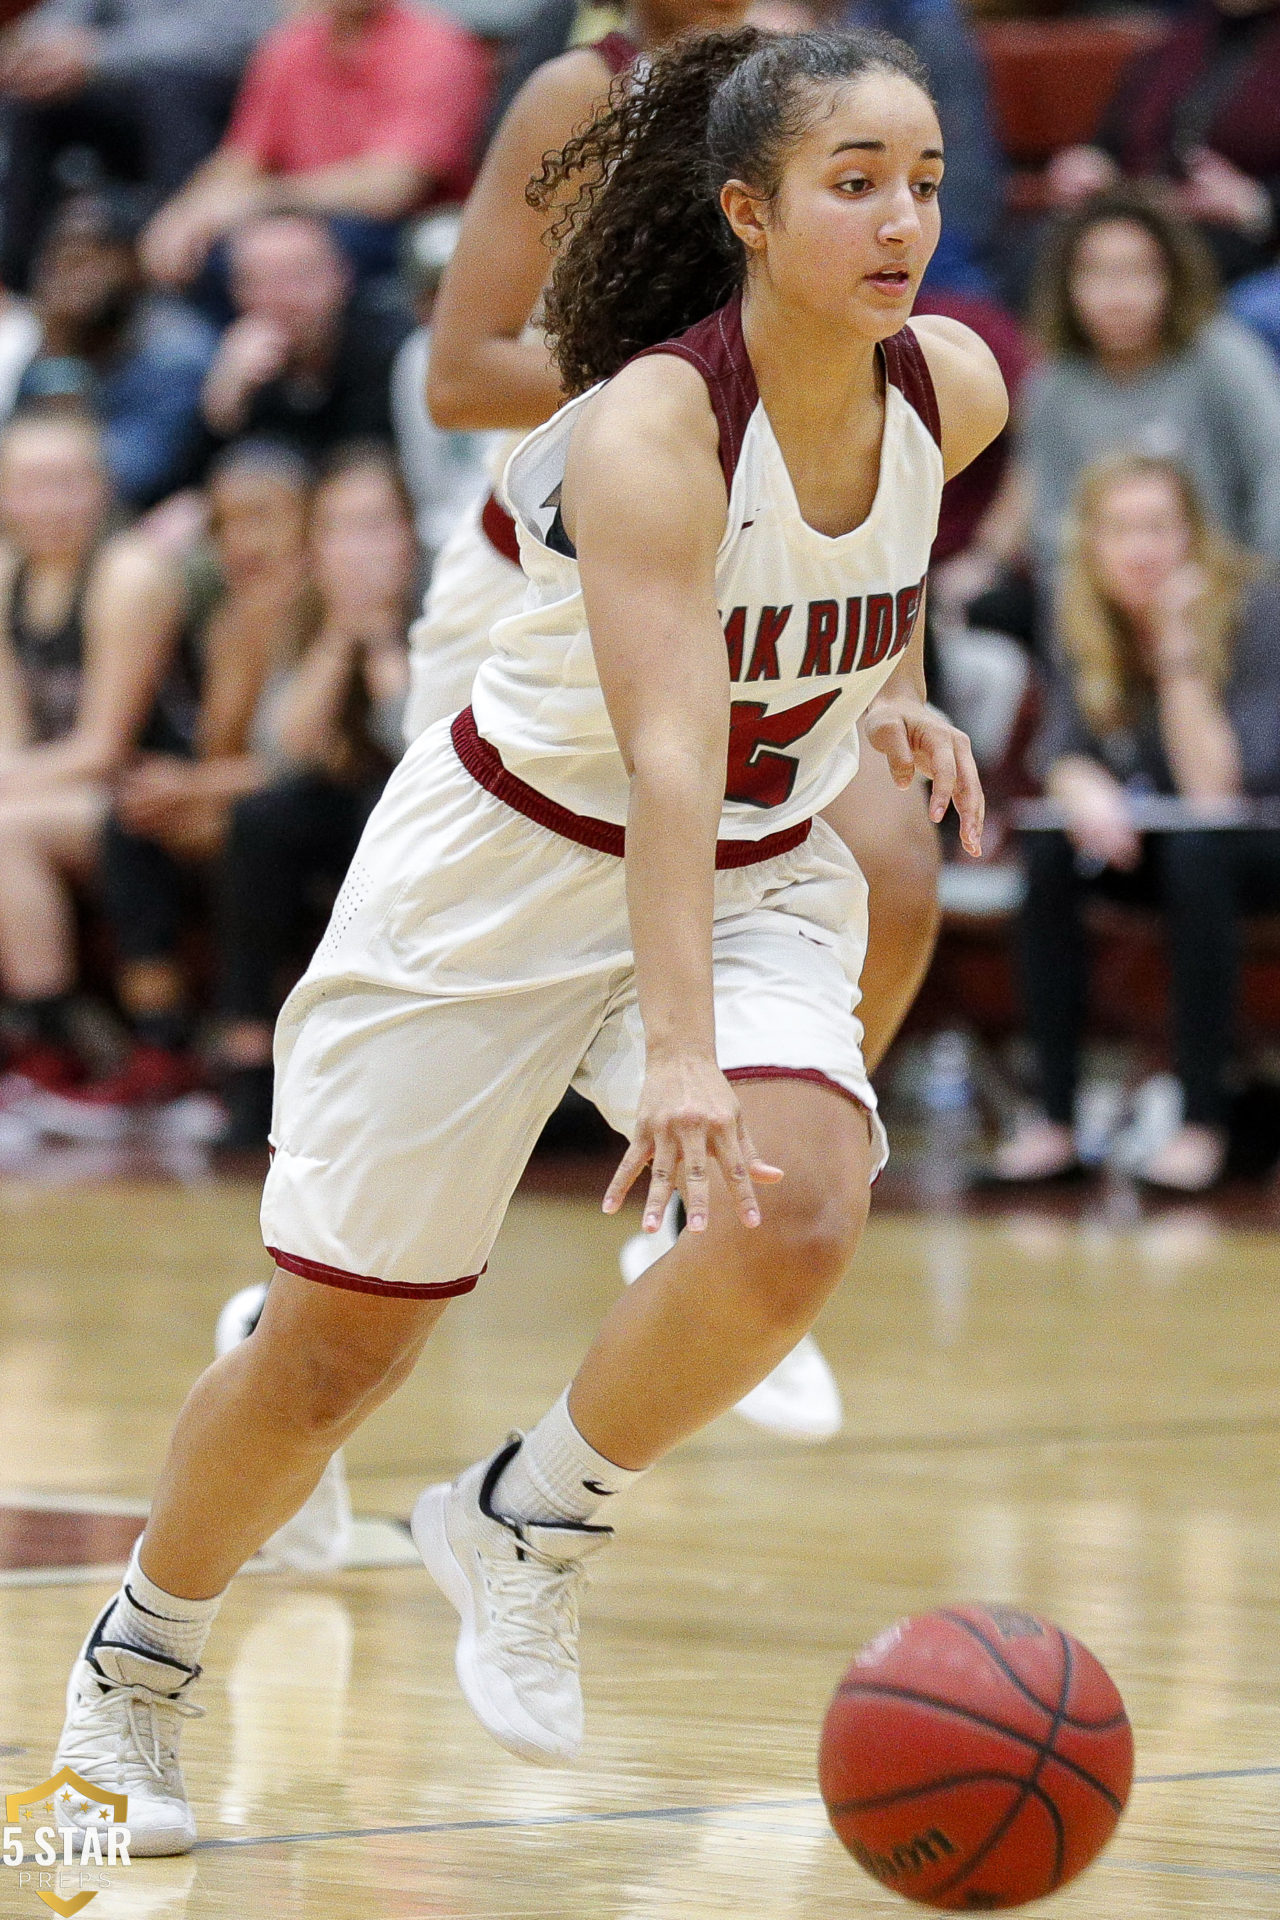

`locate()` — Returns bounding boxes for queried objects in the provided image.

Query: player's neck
[740,281,882,456]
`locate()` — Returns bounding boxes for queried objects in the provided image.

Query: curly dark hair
[1031,184,1219,361]
[530,28,936,395]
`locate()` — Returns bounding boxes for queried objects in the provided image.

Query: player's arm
[564,357,782,1233]
[856,318,1007,859]
[911,314,1009,483]
[427,50,614,432]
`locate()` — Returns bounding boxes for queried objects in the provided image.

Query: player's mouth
[865,267,911,293]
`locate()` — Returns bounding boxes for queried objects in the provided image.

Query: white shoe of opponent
[618,1199,845,1441]
[412,1437,612,1766]
[215,1282,353,1571]
[54,1601,201,1856]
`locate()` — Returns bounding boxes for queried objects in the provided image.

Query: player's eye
[914,179,941,200]
[835,174,872,195]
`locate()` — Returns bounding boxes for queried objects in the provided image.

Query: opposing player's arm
[427,50,614,431]
[911,315,1009,483]
[564,356,781,1232]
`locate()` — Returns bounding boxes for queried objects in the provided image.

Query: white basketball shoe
[618,1199,844,1441]
[54,1601,201,1856]
[215,1282,353,1572]
[412,1438,612,1765]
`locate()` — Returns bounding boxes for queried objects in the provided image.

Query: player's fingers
[925,734,958,825]
[738,1121,785,1186]
[602,1133,652,1215]
[679,1125,712,1233]
[951,732,985,857]
[869,713,916,787]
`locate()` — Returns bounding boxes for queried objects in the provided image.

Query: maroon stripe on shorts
[451,706,811,869]
[268,1248,481,1299]
[724,1065,867,1109]
[480,492,522,566]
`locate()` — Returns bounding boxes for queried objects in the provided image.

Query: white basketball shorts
[260,711,887,1298]
[404,497,523,742]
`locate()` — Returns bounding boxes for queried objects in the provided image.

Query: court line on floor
[190,1761,1280,1858]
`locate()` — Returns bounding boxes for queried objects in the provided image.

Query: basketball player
[53,28,1005,1849]
[408,0,845,1437]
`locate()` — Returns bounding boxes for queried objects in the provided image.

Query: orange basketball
[819,1605,1134,1910]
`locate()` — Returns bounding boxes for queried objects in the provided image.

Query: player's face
[735,74,943,340]
[1089,472,1194,617]
[1069,218,1169,362]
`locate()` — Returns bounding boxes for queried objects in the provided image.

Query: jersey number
[725,691,842,808]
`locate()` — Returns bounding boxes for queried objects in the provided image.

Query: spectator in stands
[200,214,412,460]
[13,193,217,509]
[1044,0,1280,288]
[0,0,274,292]
[217,444,412,1147]
[142,0,489,291]
[937,190,1280,644]
[993,455,1280,1194]
[391,211,490,569]
[32,440,313,1129]
[0,407,182,1103]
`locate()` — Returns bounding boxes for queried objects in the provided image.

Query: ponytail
[531,27,935,395]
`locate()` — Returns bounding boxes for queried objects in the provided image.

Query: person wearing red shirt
[143,0,489,289]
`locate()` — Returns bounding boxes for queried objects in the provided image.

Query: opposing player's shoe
[619,1199,845,1441]
[412,1438,612,1766]
[54,1602,201,1856]
[734,1334,843,1440]
[215,1282,353,1572]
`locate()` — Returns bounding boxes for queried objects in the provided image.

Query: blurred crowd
[0,0,1279,1192]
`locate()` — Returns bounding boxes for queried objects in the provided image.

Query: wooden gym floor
[2,1157,1280,1917]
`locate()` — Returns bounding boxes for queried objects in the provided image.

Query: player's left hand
[602,1049,783,1234]
[864,696,984,857]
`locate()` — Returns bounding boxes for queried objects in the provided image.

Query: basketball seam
[828,1767,1057,1818]
[927,1629,1073,1901]
[835,1683,1125,1813]
[939,1611,1129,1733]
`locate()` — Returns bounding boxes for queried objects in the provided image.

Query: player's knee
[742,1177,867,1326]
[273,1328,409,1440]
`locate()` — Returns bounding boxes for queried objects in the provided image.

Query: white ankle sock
[103,1542,223,1671]
[494,1390,645,1526]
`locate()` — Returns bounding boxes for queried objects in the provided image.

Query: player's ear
[720,179,768,255]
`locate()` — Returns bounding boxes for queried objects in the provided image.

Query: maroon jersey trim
[881,324,942,448]
[452,705,811,868]
[269,1247,483,1299]
[633,290,759,492]
[592,27,639,75]
[480,491,522,567]
[633,292,942,487]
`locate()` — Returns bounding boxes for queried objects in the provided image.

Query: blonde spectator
[993,455,1280,1193]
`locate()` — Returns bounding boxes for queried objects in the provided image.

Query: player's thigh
[580,850,888,1188]
[821,737,939,924]
[263,973,605,1298]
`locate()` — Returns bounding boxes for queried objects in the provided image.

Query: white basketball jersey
[467,294,944,845]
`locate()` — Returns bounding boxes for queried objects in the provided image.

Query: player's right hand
[602,1050,783,1235]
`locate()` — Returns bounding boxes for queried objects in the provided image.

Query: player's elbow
[426,350,479,430]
